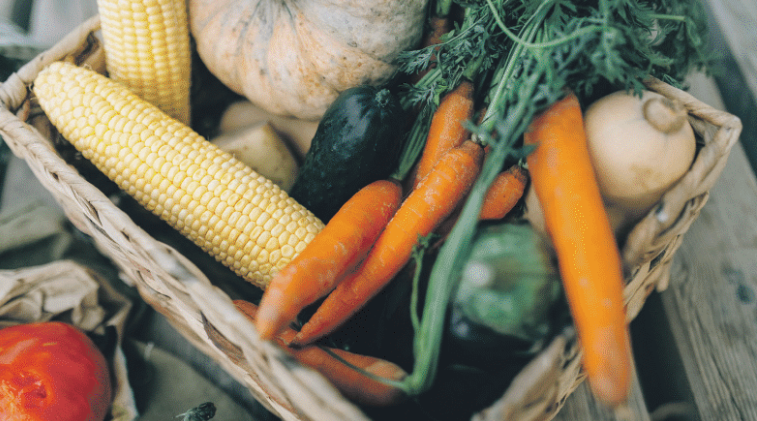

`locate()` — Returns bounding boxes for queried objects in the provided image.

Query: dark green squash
[447,222,565,370]
[288,85,406,221]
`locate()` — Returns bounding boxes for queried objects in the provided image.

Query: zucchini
[289,85,405,221]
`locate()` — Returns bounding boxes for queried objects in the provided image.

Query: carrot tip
[290,325,321,347]
[289,333,306,348]
[254,306,286,341]
[588,374,631,407]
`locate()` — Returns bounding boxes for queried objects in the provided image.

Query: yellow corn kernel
[34,62,324,289]
[96,0,191,125]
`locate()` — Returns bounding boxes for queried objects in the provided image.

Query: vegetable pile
[26,0,711,418]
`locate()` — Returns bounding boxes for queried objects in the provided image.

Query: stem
[435,0,454,17]
[462,55,486,81]
[392,111,433,180]
[400,68,443,110]
[485,0,609,50]
[479,6,545,133]
[649,13,687,22]
[643,96,687,134]
[409,243,427,334]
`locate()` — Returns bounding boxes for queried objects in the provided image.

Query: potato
[219,101,320,158]
[211,122,299,192]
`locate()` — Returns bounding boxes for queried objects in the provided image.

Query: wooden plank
[631,291,700,420]
[702,0,757,175]
[704,0,757,100]
[653,74,757,420]
[554,371,650,421]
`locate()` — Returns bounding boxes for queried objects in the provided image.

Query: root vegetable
[211,122,299,192]
[255,179,403,340]
[218,101,320,158]
[524,93,631,406]
[412,79,475,189]
[293,140,485,346]
[234,300,408,407]
[479,165,529,221]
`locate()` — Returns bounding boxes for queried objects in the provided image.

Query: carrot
[479,164,528,220]
[409,15,453,84]
[425,105,505,245]
[234,300,407,406]
[426,15,452,49]
[412,80,475,190]
[256,179,403,340]
[431,164,527,248]
[524,92,631,406]
[293,140,485,346]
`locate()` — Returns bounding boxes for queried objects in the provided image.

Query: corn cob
[96,0,192,125]
[33,62,324,289]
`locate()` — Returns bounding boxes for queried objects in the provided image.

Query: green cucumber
[289,85,405,221]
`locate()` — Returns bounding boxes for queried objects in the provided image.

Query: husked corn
[33,61,324,289]
[97,0,192,124]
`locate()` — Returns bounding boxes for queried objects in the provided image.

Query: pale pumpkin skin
[189,0,429,120]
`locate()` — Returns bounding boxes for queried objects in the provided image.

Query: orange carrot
[409,15,453,84]
[426,15,452,49]
[431,164,527,247]
[412,80,475,189]
[292,140,485,346]
[256,179,403,340]
[426,105,503,245]
[479,165,528,220]
[524,92,631,406]
[234,300,407,406]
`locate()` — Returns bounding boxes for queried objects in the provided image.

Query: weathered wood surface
[705,0,757,100]
[656,74,757,421]
[554,371,650,421]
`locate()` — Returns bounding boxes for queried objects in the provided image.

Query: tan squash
[188,0,429,120]
[583,90,697,232]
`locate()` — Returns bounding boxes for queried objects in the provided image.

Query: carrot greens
[391,0,709,396]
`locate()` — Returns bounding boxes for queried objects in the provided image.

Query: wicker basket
[0,16,743,421]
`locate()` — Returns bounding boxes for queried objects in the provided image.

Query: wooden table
[555,1,757,419]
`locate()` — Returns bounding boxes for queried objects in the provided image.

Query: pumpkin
[188,0,429,120]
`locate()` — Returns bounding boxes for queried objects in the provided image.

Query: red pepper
[0,321,112,421]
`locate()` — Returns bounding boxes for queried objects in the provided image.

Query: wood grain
[554,372,650,421]
[705,0,757,100]
[651,74,757,420]
[660,131,757,419]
